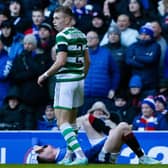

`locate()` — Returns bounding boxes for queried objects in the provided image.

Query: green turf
[0,164,167,168]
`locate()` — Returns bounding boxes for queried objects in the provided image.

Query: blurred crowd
[0,0,168,131]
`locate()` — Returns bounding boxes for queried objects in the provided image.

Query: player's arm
[37,51,67,86]
[88,114,111,135]
[45,51,67,76]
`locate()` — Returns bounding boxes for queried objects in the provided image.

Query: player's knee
[117,122,130,131]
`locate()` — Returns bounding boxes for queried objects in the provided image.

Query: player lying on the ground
[26,102,160,165]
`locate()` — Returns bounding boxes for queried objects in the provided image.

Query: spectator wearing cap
[38,21,56,102]
[132,97,168,130]
[155,95,168,115]
[90,12,109,41]
[9,34,51,129]
[154,94,168,127]
[126,23,161,98]
[103,24,129,91]
[38,21,55,54]
[128,75,143,113]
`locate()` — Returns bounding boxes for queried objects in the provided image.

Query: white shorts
[53,80,84,109]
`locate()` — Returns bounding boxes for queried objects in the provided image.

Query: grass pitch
[0,164,167,168]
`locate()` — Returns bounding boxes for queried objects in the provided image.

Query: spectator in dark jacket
[126,23,161,97]
[8,0,30,33]
[128,75,143,114]
[0,86,34,130]
[90,12,109,41]
[9,34,50,125]
[72,0,93,33]
[103,24,129,91]
[37,21,55,55]
[110,90,138,124]
[127,0,157,30]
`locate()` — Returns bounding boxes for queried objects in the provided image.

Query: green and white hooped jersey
[55,27,87,82]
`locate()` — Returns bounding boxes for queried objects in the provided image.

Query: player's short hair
[54,6,74,18]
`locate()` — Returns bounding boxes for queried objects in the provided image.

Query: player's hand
[37,73,48,87]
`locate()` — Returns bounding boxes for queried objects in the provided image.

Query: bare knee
[117,122,132,133]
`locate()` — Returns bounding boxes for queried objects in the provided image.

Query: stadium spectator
[9,34,50,128]
[90,12,109,41]
[24,6,45,40]
[100,14,139,47]
[128,75,143,113]
[110,90,138,124]
[151,20,167,91]
[125,23,161,98]
[154,95,168,128]
[154,94,168,119]
[80,30,120,116]
[37,21,55,55]
[8,0,30,33]
[103,24,129,91]
[0,19,24,61]
[72,0,93,33]
[87,0,104,13]
[0,86,34,130]
[103,0,129,21]
[19,0,49,21]
[37,104,58,130]
[132,97,168,130]
[127,0,157,30]
[158,0,168,42]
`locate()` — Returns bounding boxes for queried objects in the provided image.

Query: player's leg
[98,122,161,164]
[98,122,129,163]
[54,81,87,165]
